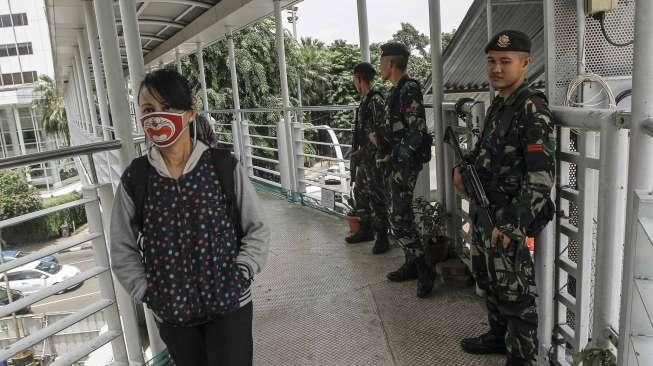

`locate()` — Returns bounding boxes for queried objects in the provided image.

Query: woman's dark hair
[353,62,376,83]
[138,69,217,147]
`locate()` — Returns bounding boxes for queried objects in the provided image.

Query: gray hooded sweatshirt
[109,141,270,311]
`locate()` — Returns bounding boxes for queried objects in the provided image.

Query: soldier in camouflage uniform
[453,31,555,366]
[376,42,435,298]
[346,62,390,254]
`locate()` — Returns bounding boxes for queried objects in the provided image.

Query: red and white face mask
[140,112,188,148]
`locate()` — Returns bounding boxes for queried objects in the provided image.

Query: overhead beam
[118,33,167,43]
[117,18,186,29]
[115,0,212,9]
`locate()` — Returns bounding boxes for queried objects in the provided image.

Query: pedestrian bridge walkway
[251,191,502,366]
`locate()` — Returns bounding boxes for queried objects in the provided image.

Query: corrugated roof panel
[426,0,544,94]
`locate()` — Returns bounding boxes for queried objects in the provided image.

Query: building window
[0,43,33,57]
[17,42,32,55]
[0,71,37,86]
[0,13,27,27]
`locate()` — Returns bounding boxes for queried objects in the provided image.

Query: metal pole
[116,2,168,355]
[77,31,99,137]
[592,114,628,348]
[226,30,243,162]
[537,0,556,362]
[618,0,653,362]
[288,8,303,120]
[175,47,182,74]
[429,0,445,206]
[574,0,595,354]
[356,0,370,62]
[83,1,111,142]
[274,0,297,194]
[97,183,145,364]
[75,52,93,135]
[94,0,136,169]
[196,42,210,114]
[82,187,128,364]
[486,0,494,98]
[118,0,146,130]
[72,62,88,133]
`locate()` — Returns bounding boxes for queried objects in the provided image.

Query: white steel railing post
[226,30,243,161]
[274,0,297,195]
[82,187,128,364]
[592,115,628,348]
[618,0,653,362]
[97,183,145,364]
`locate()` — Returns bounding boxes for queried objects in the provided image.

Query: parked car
[0,261,82,295]
[2,250,58,264]
[324,165,343,185]
[0,286,31,314]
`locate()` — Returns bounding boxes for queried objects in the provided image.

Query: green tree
[0,170,42,220]
[393,23,430,58]
[442,28,457,51]
[32,75,69,145]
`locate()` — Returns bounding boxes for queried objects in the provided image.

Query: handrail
[206,104,357,114]
[0,140,122,170]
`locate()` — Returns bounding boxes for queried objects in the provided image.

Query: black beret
[485,30,531,53]
[380,42,410,58]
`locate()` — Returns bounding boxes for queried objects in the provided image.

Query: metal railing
[208,105,357,214]
[0,141,143,365]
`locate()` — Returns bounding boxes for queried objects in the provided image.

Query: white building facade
[0,0,76,193]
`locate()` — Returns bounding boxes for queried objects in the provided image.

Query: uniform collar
[495,82,529,106]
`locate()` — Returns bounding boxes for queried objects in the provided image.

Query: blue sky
[283,0,474,45]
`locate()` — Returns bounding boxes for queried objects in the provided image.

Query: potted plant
[413,197,450,267]
[343,193,362,237]
[573,346,616,366]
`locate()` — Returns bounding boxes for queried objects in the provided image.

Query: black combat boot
[416,256,435,298]
[372,228,390,254]
[387,257,418,282]
[345,221,374,244]
[460,331,508,355]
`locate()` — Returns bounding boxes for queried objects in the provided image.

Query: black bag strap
[209,148,244,243]
[121,155,151,234]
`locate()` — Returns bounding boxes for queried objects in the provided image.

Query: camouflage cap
[484,30,531,53]
[380,42,410,58]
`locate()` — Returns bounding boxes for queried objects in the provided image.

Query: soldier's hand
[491,228,512,250]
[376,154,391,168]
[368,132,378,146]
[453,167,465,193]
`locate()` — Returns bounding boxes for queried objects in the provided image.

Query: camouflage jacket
[383,75,427,165]
[468,83,556,242]
[353,88,387,162]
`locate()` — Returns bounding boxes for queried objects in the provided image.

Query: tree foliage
[32,75,69,145]
[0,169,42,220]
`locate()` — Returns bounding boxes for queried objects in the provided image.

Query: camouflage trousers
[471,213,538,364]
[386,162,422,259]
[352,160,389,232]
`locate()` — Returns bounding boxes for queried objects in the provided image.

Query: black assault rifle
[444,126,505,262]
[444,126,494,229]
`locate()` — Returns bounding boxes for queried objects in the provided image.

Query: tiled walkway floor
[252,192,503,366]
